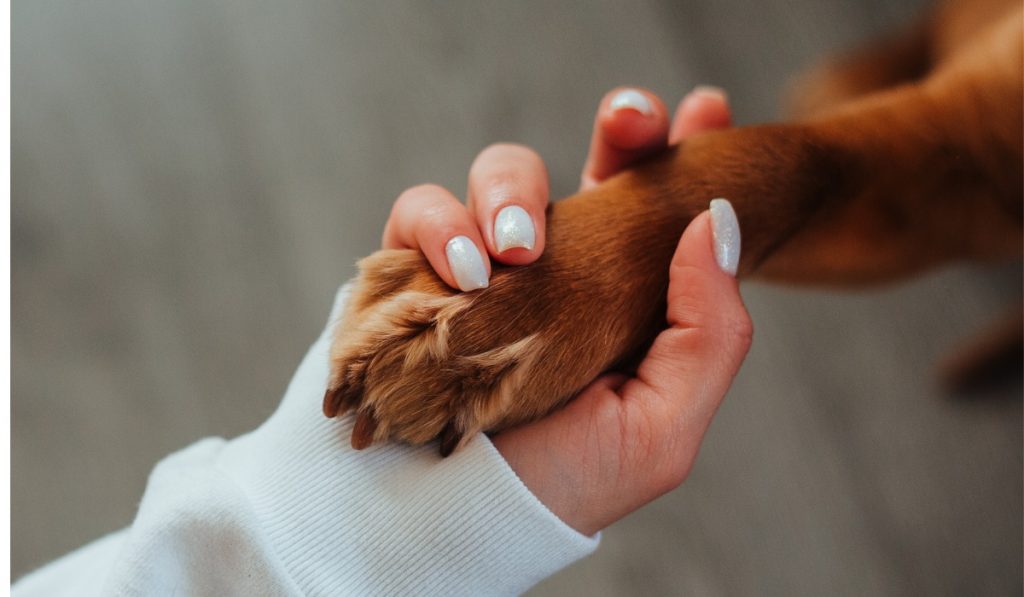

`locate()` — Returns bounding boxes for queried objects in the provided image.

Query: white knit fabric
[14,284,599,596]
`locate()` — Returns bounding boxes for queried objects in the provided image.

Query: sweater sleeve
[13,283,599,597]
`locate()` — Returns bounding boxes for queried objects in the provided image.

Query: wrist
[493,403,624,537]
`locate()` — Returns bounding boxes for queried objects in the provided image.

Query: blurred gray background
[13,0,1022,594]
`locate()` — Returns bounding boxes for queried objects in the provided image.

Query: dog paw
[323,249,552,456]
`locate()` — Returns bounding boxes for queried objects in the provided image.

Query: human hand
[379,85,732,288]
[379,85,748,535]
[492,199,750,535]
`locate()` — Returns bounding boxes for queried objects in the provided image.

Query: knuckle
[506,143,544,166]
[416,204,464,237]
[395,183,449,208]
[725,312,754,352]
[479,142,536,162]
[484,172,522,195]
[654,327,704,357]
[472,144,512,173]
[390,185,470,245]
[393,184,455,216]
[473,145,547,194]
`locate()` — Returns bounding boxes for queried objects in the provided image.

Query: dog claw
[323,387,342,417]
[438,423,463,458]
[351,410,379,450]
[325,250,553,454]
[324,379,362,418]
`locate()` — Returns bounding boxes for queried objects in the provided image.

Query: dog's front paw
[324,249,552,455]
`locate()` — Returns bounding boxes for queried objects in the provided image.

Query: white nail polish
[445,235,489,291]
[709,198,741,276]
[494,205,536,253]
[609,88,653,115]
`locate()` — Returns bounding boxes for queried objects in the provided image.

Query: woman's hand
[382,86,750,535]
[380,86,731,289]
[493,200,750,535]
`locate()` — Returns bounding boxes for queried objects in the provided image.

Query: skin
[379,87,752,535]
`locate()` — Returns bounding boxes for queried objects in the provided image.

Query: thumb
[621,199,752,427]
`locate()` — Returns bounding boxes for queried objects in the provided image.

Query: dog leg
[787,17,933,119]
[326,8,1021,452]
[317,122,862,452]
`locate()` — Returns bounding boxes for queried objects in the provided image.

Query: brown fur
[326,0,1023,453]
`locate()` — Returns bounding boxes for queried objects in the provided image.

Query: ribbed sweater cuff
[216,284,598,595]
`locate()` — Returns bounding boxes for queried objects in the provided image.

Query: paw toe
[326,267,550,454]
[350,410,380,450]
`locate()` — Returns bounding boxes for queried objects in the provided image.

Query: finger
[466,143,548,265]
[382,184,490,292]
[620,198,751,433]
[580,87,670,190]
[669,86,732,145]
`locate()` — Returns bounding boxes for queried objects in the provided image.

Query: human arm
[15,85,746,596]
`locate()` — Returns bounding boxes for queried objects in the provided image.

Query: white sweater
[13,284,598,596]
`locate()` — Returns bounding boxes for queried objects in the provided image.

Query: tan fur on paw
[324,250,549,454]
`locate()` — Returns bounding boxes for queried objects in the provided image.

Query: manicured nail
[445,235,489,291]
[494,205,536,253]
[691,85,728,103]
[609,88,653,115]
[709,198,741,276]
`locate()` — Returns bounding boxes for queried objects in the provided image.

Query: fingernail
[709,198,741,276]
[609,88,653,115]
[494,205,536,253]
[691,85,728,103]
[445,235,489,291]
